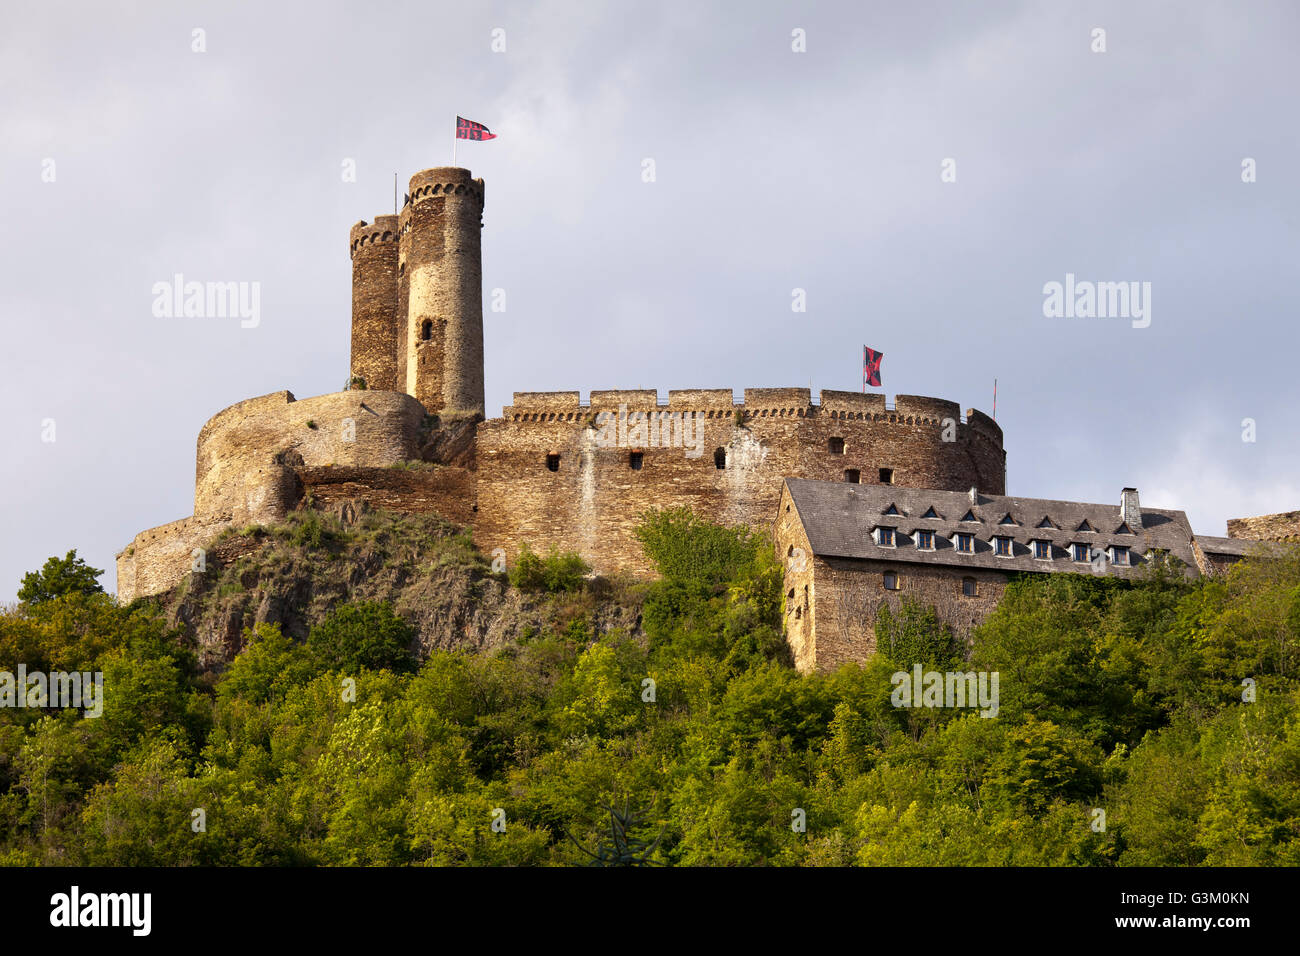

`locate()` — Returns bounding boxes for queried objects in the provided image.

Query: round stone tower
[348,215,402,391]
[399,167,486,417]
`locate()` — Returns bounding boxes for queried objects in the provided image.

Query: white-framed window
[955,532,974,554]
[1110,545,1130,566]
[875,526,896,548]
[1032,539,1051,560]
[915,529,934,551]
[994,536,1013,557]
[1071,542,1090,563]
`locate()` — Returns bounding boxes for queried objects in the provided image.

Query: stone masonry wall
[1227,511,1300,543]
[297,464,476,526]
[194,390,427,524]
[118,389,433,602]
[475,388,1005,577]
[401,168,485,416]
[349,216,402,391]
[808,556,1008,674]
[775,484,816,671]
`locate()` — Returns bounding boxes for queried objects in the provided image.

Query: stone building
[771,479,1251,673]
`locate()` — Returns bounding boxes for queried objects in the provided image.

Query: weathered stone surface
[1227,510,1300,542]
[475,389,1005,577]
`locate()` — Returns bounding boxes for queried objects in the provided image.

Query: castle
[117,165,1299,670]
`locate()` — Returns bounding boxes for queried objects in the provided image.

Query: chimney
[968,487,978,505]
[1120,487,1142,529]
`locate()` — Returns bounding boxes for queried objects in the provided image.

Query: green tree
[18,551,103,604]
[307,600,417,674]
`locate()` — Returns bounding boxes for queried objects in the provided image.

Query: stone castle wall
[118,389,433,602]
[475,388,1005,576]
[1227,510,1300,543]
[194,390,427,523]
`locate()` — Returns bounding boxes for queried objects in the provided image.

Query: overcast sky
[2,0,1297,600]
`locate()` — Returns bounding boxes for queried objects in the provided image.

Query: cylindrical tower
[400,166,486,416]
[348,215,402,391]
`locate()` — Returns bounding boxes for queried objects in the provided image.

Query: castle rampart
[475,389,1006,576]
[1227,510,1300,542]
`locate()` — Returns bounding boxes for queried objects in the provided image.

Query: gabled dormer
[1036,516,1057,529]
[882,503,900,516]
[998,513,1017,526]
[1076,519,1094,533]
[960,510,979,523]
[920,506,940,519]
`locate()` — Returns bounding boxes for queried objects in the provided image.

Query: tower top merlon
[349,214,400,258]
[406,167,485,209]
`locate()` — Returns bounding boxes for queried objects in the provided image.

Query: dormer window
[998,513,1017,526]
[994,536,1013,557]
[915,530,934,551]
[1071,543,1090,563]
[921,506,939,519]
[954,532,975,554]
[960,510,978,523]
[1076,519,1094,533]
[883,503,900,516]
[875,527,896,548]
[1032,539,1051,560]
[1110,545,1130,566]
[1115,522,1133,535]
[1036,517,1057,529]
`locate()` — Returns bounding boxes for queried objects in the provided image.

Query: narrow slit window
[545,454,560,472]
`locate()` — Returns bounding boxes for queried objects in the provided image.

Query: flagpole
[993,378,998,419]
[452,116,457,167]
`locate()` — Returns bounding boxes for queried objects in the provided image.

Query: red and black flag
[456,116,497,141]
[863,346,883,389]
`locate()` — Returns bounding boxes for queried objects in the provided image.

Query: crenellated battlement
[349,215,400,257]
[406,167,485,208]
[498,388,998,433]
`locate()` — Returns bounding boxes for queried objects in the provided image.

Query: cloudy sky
[2,0,1297,599]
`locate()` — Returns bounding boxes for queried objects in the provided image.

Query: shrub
[306,600,417,673]
[508,544,589,593]
[634,507,763,592]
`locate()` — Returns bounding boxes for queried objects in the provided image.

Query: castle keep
[117,165,1293,670]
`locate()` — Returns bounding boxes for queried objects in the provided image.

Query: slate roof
[1195,535,1254,557]
[782,479,1201,577]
